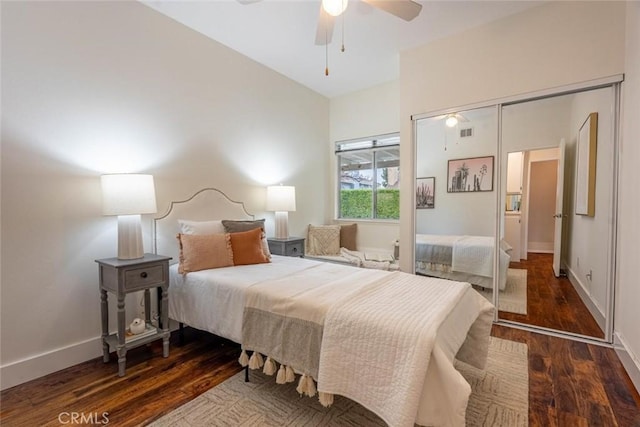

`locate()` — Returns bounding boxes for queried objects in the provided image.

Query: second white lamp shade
[101,174,157,259]
[266,185,296,239]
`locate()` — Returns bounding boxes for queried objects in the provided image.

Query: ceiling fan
[237,0,422,75]
[432,113,470,128]
[237,0,422,45]
[314,0,423,46]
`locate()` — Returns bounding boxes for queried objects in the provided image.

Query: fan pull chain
[325,23,329,76]
[341,7,345,53]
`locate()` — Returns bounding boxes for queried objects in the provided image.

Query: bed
[154,188,495,427]
[415,234,512,291]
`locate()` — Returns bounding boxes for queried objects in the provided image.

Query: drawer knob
[140,272,148,278]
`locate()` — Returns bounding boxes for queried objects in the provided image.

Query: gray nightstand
[267,237,305,257]
[96,253,172,376]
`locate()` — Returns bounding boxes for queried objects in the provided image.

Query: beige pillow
[222,219,271,259]
[306,225,341,256]
[340,223,358,251]
[177,233,234,274]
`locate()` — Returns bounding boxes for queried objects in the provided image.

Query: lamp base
[274,211,289,239]
[117,214,144,260]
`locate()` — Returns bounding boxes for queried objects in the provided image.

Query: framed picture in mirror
[575,112,598,216]
[447,156,494,192]
[416,177,435,209]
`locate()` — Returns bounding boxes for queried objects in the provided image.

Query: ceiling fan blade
[315,4,336,46]
[456,113,469,122]
[363,0,422,21]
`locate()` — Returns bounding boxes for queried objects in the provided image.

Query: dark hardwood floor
[501,252,604,339]
[2,256,639,426]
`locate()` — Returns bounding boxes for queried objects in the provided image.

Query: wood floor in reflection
[500,252,604,339]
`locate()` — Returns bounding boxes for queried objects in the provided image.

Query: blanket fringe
[296,374,308,395]
[238,350,249,367]
[276,364,287,384]
[263,356,276,376]
[307,376,317,397]
[285,365,296,383]
[318,392,334,407]
[248,351,264,370]
[295,374,317,397]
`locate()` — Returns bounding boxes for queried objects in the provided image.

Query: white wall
[616,1,640,392]
[0,1,329,389]
[329,81,400,253]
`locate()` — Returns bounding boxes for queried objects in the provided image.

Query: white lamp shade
[266,186,296,212]
[101,174,157,216]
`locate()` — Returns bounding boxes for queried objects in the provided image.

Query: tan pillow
[222,219,271,259]
[177,233,234,274]
[229,228,270,266]
[340,223,358,251]
[306,225,341,256]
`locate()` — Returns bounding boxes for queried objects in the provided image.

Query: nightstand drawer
[267,237,305,257]
[124,264,165,290]
[284,241,304,257]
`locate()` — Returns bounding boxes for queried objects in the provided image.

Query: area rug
[149,337,528,427]
[478,268,527,315]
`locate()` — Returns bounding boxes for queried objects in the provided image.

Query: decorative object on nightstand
[129,318,146,334]
[267,237,305,257]
[266,185,296,239]
[96,253,171,376]
[101,174,157,260]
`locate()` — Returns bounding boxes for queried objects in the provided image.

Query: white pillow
[178,219,225,235]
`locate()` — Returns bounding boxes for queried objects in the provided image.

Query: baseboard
[0,337,103,391]
[0,321,181,391]
[565,266,606,331]
[614,332,640,395]
[527,241,553,253]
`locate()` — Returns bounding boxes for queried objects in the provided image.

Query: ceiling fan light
[445,115,459,127]
[322,0,348,17]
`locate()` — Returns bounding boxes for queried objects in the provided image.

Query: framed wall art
[416,177,435,209]
[575,112,598,216]
[447,156,494,192]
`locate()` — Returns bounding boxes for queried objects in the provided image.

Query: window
[336,133,400,220]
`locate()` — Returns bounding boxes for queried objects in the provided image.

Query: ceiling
[143,0,544,98]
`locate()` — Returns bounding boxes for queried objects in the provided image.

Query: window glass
[336,133,399,220]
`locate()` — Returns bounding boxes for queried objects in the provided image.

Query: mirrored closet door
[414,106,499,307]
[414,81,620,342]
[499,86,617,340]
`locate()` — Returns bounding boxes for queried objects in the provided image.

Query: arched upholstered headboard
[153,188,255,263]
